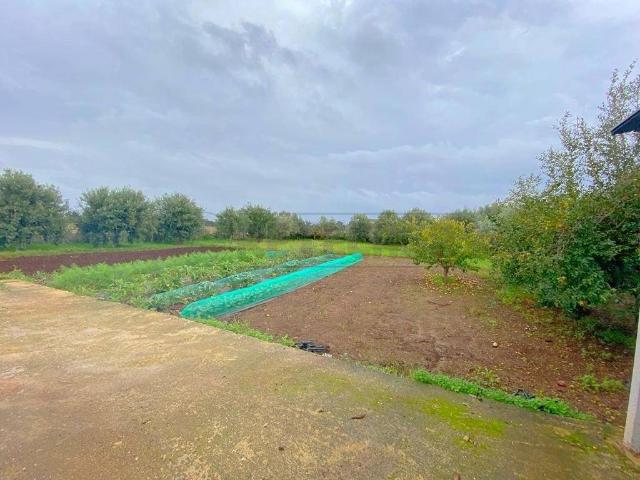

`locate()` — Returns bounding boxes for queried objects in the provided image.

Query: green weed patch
[191,318,295,347]
[412,369,588,419]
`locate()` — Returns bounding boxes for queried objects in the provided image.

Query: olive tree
[238,204,276,240]
[348,214,372,242]
[215,207,242,239]
[373,210,407,244]
[154,193,204,243]
[312,216,345,239]
[0,169,68,248]
[79,187,154,245]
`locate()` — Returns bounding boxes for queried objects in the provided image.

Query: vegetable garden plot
[181,253,363,319]
[149,254,337,309]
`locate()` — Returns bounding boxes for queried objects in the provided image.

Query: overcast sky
[1,0,638,217]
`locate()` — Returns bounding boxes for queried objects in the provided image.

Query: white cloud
[0,137,79,153]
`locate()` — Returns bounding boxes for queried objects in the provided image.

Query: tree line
[2,168,471,248]
[214,206,441,243]
[0,172,204,247]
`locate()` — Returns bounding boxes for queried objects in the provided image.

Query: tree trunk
[443,265,450,280]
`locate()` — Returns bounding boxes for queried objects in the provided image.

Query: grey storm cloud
[0,0,639,216]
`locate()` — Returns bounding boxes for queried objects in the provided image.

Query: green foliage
[273,212,308,239]
[472,367,501,388]
[215,205,278,240]
[574,315,636,349]
[215,207,242,239]
[444,208,478,231]
[474,203,504,235]
[312,216,346,240]
[148,254,336,310]
[348,214,372,242]
[402,208,433,229]
[46,249,293,306]
[412,369,588,419]
[240,205,276,239]
[0,238,408,259]
[212,206,439,245]
[153,193,204,243]
[192,318,295,347]
[0,269,31,281]
[79,187,154,245]
[373,210,410,244]
[577,374,625,393]
[494,64,640,316]
[0,169,68,247]
[596,328,635,349]
[409,218,484,278]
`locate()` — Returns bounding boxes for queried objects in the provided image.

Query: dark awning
[611,108,640,134]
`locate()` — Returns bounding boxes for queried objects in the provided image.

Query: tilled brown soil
[232,256,633,423]
[0,246,232,274]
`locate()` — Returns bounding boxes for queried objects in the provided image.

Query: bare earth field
[232,256,633,423]
[0,246,232,274]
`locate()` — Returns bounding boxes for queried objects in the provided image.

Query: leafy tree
[494,64,640,315]
[215,207,242,239]
[409,218,481,280]
[79,187,153,245]
[474,202,503,235]
[402,208,433,235]
[0,169,68,247]
[373,210,407,244]
[348,214,372,242]
[273,212,308,239]
[312,216,344,239]
[154,193,204,243]
[112,188,154,243]
[444,208,477,231]
[239,204,276,239]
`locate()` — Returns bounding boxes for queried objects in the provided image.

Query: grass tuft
[577,374,625,393]
[411,369,588,419]
[191,317,296,347]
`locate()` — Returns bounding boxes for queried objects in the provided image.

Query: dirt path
[1,280,637,479]
[232,257,633,423]
[0,246,232,274]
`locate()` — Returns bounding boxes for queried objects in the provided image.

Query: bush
[0,169,68,247]
[154,193,204,243]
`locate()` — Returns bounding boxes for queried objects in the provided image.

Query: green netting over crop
[181,253,363,319]
[148,254,336,309]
